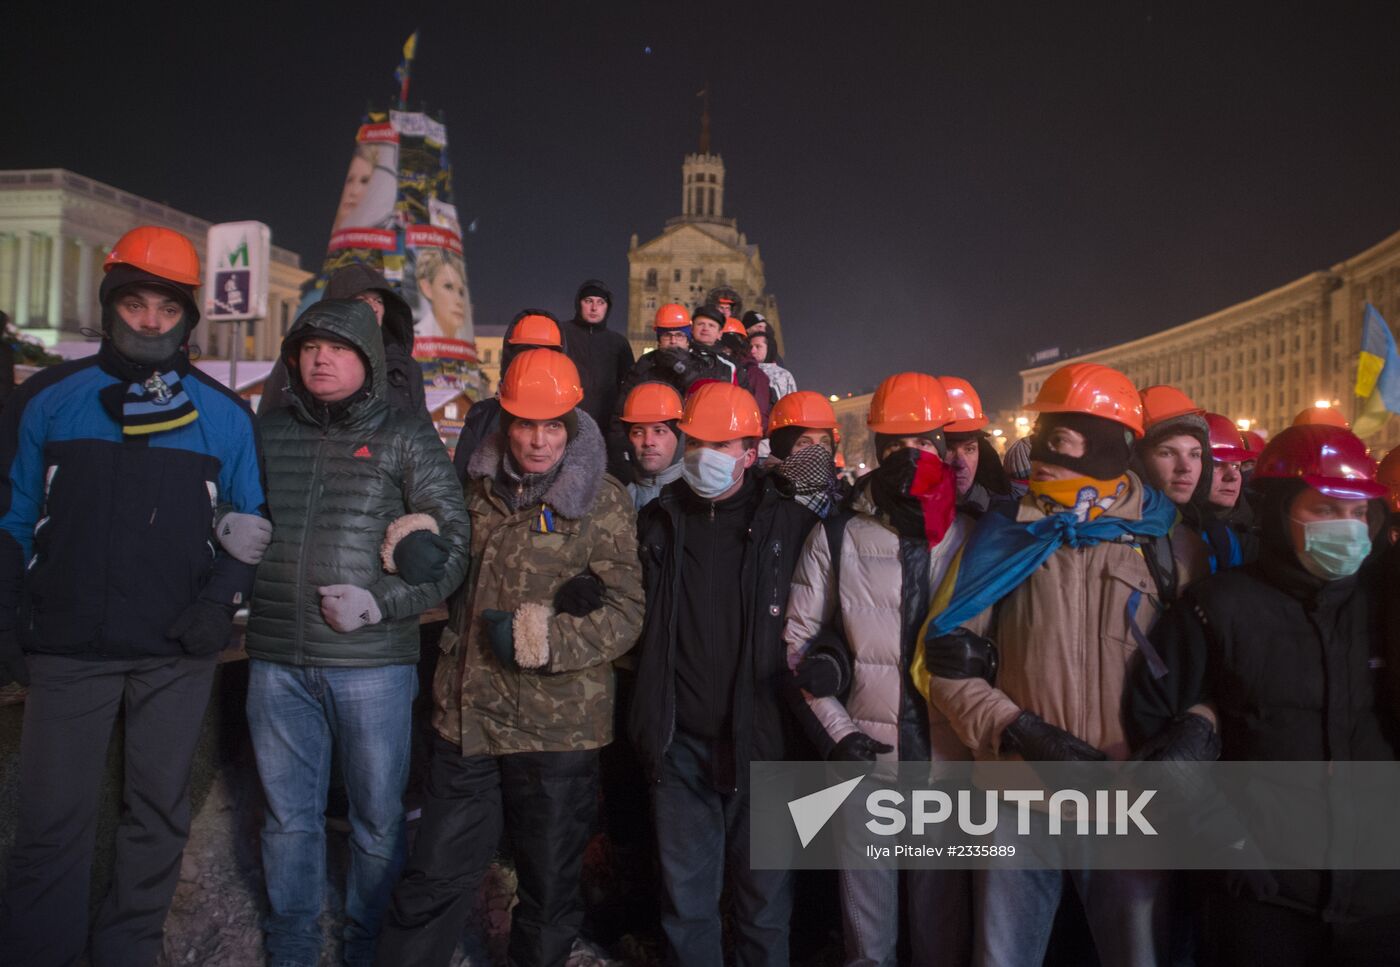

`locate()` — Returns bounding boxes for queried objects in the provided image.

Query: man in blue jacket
[0,226,267,967]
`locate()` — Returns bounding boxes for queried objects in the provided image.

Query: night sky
[5,1,1398,409]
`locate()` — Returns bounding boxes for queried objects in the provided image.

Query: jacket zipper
[294,430,330,663]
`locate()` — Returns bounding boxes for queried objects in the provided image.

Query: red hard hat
[1203,413,1251,464]
[1377,448,1400,514]
[1252,424,1387,500]
[938,376,989,432]
[1241,430,1267,459]
[1026,363,1144,437]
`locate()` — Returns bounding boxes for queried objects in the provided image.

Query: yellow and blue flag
[1353,304,1400,437]
[395,31,419,107]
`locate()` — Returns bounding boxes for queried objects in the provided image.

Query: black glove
[394,530,453,585]
[167,601,235,657]
[1001,711,1107,762]
[553,571,605,617]
[1133,712,1220,762]
[829,731,894,762]
[924,628,999,684]
[0,628,29,687]
[793,651,844,698]
[481,609,516,668]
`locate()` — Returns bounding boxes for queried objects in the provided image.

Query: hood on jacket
[502,308,568,377]
[1133,414,1214,507]
[571,278,613,326]
[743,312,784,365]
[280,298,387,415]
[468,407,608,519]
[324,262,415,352]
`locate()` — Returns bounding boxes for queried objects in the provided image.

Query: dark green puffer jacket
[246,299,470,666]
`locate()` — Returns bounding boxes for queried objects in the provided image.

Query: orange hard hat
[654,303,691,330]
[867,372,953,435]
[1292,405,1350,429]
[1139,385,1204,431]
[938,376,988,432]
[1026,363,1144,437]
[104,225,202,287]
[1378,447,1400,514]
[621,382,684,424]
[721,316,747,337]
[769,391,838,432]
[679,382,763,442]
[507,313,563,347]
[498,348,584,420]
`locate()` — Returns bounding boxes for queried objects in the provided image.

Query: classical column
[46,232,65,328]
[14,232,32,326]
[75,238,96,329]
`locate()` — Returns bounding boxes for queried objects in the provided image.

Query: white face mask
[1292,517,1372,580]
[683,446,742,498]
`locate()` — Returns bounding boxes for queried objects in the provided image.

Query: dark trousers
[376,736,599,967]
[1202,888,1400,967]
[652,730,793,967]
[0,653,217,967]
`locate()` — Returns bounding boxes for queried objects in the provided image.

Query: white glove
[318,585,383,633]
[214,510,273,565]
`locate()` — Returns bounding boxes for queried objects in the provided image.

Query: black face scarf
[867,447,957,545]
[1028,412,1132,480]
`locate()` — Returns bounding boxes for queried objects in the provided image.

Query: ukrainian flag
[1353,304,1400,437]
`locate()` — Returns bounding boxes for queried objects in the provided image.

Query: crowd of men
[0,224,1397,967]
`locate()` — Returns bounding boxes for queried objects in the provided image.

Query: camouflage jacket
[432,410,645,755]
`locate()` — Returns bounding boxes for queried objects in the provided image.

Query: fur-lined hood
[467,407,608,519]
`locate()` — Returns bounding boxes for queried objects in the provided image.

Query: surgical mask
[683,446,741,499]
[1293,517,1371,580]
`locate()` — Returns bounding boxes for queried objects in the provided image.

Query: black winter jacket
[562,280,634,431]
[1128,551,1400,921]
[630,471,818,787]
[246,300,470,667]
[258,263,428,419]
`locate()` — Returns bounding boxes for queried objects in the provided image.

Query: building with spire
[625,93,783,359]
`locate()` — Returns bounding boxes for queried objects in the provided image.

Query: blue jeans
[246,660,417,967]
[651,730,793,967]
[973,866,1169,967]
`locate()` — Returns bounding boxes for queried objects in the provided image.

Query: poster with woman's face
[407,225,476,393]
[330,126,400,234]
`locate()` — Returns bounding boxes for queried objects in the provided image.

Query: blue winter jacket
[0,342,266,659]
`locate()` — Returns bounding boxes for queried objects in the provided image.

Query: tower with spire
[625,91,782,359]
